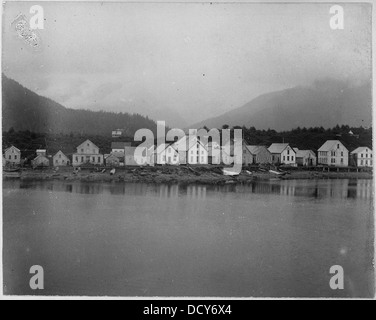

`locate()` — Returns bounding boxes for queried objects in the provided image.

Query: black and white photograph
[1,0,374,300]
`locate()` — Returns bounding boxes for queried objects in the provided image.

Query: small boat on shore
[269,170,287,176]
[222,168,239,176]
[4,168,21,173]
[110,169,116,175]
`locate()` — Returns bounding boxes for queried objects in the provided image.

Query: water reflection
[3,177,374,297]
[4,178,373,201]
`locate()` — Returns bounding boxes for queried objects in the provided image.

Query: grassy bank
[4,165,373,184]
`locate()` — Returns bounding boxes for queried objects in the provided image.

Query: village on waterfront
[3,127,373,184]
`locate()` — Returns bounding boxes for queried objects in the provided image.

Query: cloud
[2,2,372,124]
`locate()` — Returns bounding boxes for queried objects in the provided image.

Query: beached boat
[269,170,287,176]
[110,169,116,175]
[4,168,21,173]
[222,168,239,176]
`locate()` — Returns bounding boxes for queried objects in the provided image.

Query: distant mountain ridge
[2,74,158,136]
[191,79,372,131]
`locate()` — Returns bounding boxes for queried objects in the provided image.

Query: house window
[341,152,343,157]
[81,157,84,162]
[361,160,363,165]
[14,155,17,160]
[201,157,204,163]
[98,157,100,162]
[59,154,61,158]
[287,150,290,155]
[287,156,290,161]
[75,156,78,162]
[62,160,65,164]
[92,157,95,162]
[8,155,11,160]
[190,156,194,163]
[337,144,340,148]
[81,149,84,153]
[341,158,344,164]
[56,160,58,164]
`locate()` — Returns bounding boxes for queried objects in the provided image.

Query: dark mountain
[192,79,372,131]
[2,74,157,136]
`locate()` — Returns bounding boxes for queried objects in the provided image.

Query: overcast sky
[2,1,372,126]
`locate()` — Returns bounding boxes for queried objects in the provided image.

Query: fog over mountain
[191,79,372,131]
[2,74,158,136]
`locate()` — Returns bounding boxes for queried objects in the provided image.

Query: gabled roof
[296,150,316,158]
[351,147,372,154]
[111,142,131,149]
[174,136,206,152]
[105,153,120,160]
[318,140,346,152]
[77,139,99,150]
[154,143,169,154]
[33,154,49,161]
[268,143,293,154]
[5,145,20,153]
[53,150,68,158]
[245,145,270,155]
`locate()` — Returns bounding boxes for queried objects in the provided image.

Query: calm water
[3,179,374,297]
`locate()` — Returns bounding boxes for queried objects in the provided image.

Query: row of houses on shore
[3,138,373,168]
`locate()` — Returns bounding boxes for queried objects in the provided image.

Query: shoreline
[3,166,373,184]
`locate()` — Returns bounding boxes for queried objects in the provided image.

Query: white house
[350,147,373,167]
[105,153,121,167]
[242,144,254,166]
[205,141,221,165]
[4,146,21,165]
[245,145,273,164]
[268,143,296,165]
[72,139,104,166]
[318,140,349,167]
[53,150,70,167]
[172,136,208,165]
[294,149,317,167]
[164,144,179,165]
[32,154,50,168]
